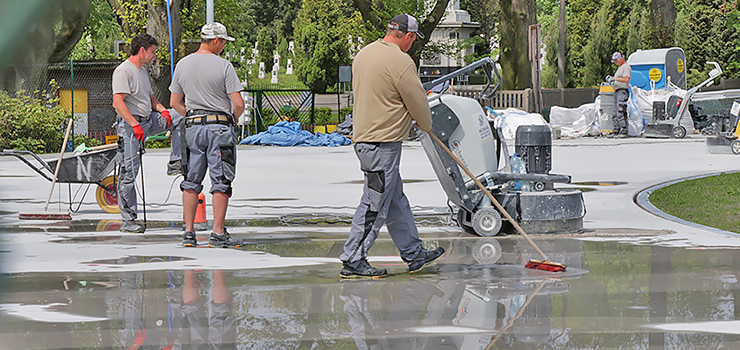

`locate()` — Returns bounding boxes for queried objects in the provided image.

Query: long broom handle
[44,118,74,211]
[428,132,549,261]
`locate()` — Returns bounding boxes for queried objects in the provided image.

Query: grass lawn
[244,68,308,91]
[649,172,740,233]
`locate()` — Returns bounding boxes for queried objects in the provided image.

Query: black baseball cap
[388,14,425,39]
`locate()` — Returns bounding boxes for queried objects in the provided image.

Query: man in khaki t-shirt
[339,14,444,279]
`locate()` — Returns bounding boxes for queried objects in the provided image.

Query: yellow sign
[649,68,662,82]
[106,135,119,145]
[59,89,88,113]
[677,58,684,73]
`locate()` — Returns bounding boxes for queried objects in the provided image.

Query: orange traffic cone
[184,192,208,231]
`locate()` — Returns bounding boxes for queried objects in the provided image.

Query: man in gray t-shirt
[170,22,245,248]
[607,51,631,137]
[112,33,184,233]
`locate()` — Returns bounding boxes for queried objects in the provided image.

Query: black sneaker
[208,229,243,248]
[340,260,388,279]
[120,220,145,233]
[167,160,182,176]
[406,247,445,273]
[182,231,196,247]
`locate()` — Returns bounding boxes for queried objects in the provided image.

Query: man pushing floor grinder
[418,58,585,272]
[340,14,578,278]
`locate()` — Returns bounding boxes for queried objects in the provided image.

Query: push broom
[19,118,74,220]
[429,132,566,272]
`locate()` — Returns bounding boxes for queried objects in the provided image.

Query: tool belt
[128,115,149,122]
[185,110,234,126]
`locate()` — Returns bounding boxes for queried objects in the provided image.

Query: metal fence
[246,89,315,133]
[452,85,601,120]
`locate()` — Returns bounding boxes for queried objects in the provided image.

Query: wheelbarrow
[1,144,120,213]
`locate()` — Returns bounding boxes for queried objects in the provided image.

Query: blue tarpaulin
[239,121,352,147]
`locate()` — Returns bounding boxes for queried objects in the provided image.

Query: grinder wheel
[472,238,503,264]
[472,207,502,237]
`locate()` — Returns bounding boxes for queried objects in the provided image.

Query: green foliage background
[538,0,740,88]
[0,89,70,154]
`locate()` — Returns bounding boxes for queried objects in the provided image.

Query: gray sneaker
[406,247,445,273]
[208,229,243,248]
[182,231,197,247]
[167,160,182,176]
[121,220,145,233]
[340,260,388,279]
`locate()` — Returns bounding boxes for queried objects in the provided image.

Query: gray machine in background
[419,58,584,237]
[644,61,722,138]
[706,99,740,154]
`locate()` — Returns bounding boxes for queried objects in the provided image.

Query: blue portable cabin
[627,47,687,91]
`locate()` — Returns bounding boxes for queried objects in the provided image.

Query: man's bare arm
[170,93,187,117]
[229,91,245,121]
[113,93,139,127]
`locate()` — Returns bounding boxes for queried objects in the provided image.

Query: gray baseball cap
[201,22,235,42]
[388,14,425,39]
[611,52,624,63]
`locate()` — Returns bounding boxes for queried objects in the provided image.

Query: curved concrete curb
[634,171,740,238]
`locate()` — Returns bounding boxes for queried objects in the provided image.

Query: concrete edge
[634,170,740,238]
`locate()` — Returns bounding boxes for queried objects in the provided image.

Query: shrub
[314,107,333,124]
[0,88,69,154]
[339,107,352,121]
[73,135,103,149]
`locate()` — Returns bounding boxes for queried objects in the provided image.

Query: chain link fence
[1,60,120,153]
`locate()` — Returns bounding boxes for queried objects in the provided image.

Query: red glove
[133,329,146,346]
[132,123,145,141]
[161,110,172,128]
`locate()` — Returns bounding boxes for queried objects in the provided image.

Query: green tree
[581,3,612,87]
[675,0,740,86]
[461,0,499,59]
[70,0,124,60]
[293,0,358,92]
[351,0,451,65]
[0,0,91,92]
[499,0,537,89]
[256,27,276,72]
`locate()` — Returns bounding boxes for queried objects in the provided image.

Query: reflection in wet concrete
[85,256,195,265]
[2,236,740,349]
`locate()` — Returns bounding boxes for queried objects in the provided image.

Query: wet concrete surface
[2,137,740,349]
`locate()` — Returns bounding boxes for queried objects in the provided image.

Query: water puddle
[2,239,740,348]
[84,255,194,265]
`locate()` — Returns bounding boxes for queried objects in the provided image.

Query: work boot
[167,160,182,176]
[406,247,446,273]
[182,231,197,247]
[120,220,145,233]
[340,259,388,279]
[208,229,243,248]
[616,133,628,139]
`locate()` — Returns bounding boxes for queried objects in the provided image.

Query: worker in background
[170,22,245,248]
[606,52,631,138]
[112,33,184,233]
[339,14,445,279]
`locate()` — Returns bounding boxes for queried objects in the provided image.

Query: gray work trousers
[117,110,184,221]
[179,123,237,195]
[340,142,422,268]
[613,89,629,135]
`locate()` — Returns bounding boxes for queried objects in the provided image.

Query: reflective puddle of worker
[1,225,739,349]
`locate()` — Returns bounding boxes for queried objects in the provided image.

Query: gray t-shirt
[169,53,242,116]
[112,60,154,117]
[614,63,632,90]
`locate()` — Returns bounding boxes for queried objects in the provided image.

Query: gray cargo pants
[117,110,184,221]
[179,123,237,195]
[340,142,422,268]
[613,89,629,135]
